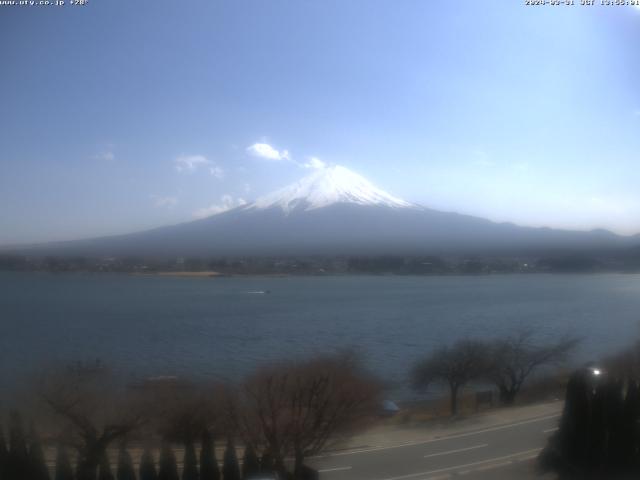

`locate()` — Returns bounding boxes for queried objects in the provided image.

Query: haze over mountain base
[5,166,640,259]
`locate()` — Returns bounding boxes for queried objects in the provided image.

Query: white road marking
[427,414,559,443]
[543,427,558,433]
[423,443,488,459]
[459,460,512,474]
[456,452,541,476]
[519,453,540,462]
[318,466,352,473]
[376,448,542,480]
[313,413,560,458]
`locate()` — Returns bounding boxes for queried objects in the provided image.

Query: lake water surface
[1,272,639,395]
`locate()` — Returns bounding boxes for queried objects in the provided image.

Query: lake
[1,272,639,397]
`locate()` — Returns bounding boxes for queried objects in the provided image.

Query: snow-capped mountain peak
[245,165,413,213]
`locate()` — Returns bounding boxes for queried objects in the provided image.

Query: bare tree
[37,362,145,480]
[135,378,226,443]
[238,351,381,478]
[412,339,488,416]
[486,329,579,405]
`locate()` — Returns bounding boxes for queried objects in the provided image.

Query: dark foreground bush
[539,366,640,479]
[199,430,220,480]
[139,447,158,480]
[54,444,74,480]
[241,445,260,479]
[222,439,240,480]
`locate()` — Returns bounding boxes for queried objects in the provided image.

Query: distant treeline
[1,251,639,275]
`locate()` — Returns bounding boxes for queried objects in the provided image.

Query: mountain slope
[8,165,639,257]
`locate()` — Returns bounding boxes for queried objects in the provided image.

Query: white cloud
[303,157,327,169]
[175,154,210,172]
[94,151,115,162]
[193,195,247,219]
[175,154,224,177]
[245,143,328,170]
[209,165,224,179]
[246,143,290,161]
[151,195,178,208]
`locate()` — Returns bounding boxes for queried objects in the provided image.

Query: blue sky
[1,1,640,244]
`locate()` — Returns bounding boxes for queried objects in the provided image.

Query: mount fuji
[245,165,414,213]
[12,165,638,257]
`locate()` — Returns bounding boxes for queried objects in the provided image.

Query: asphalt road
[309,412,560,480]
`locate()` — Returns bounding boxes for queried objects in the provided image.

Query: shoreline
[132,270,226,278]
[130,271,292,278]
[2,269,640,278]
